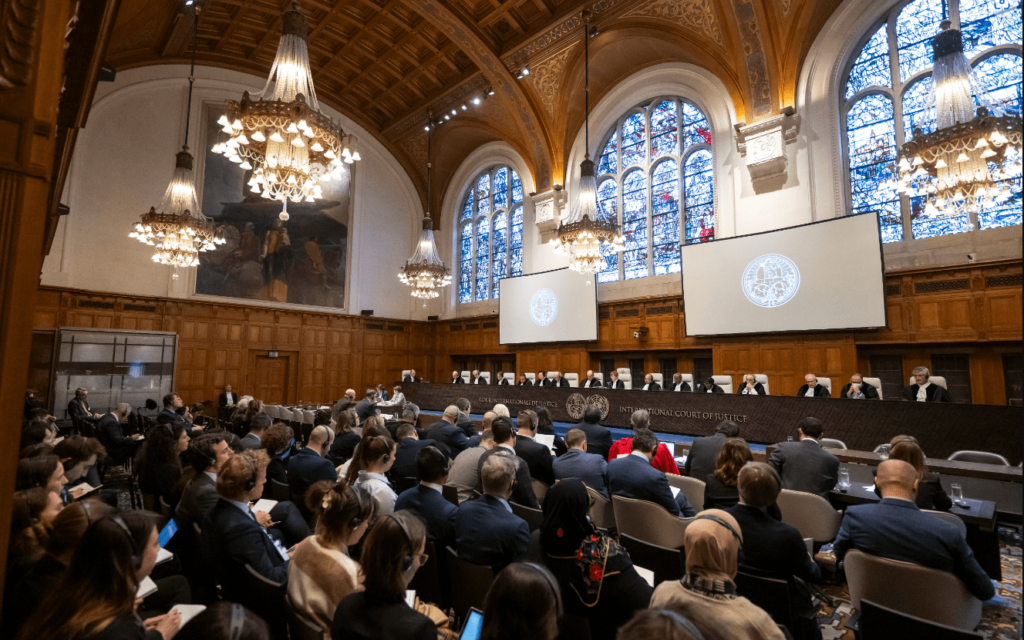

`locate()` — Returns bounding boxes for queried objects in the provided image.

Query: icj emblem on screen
[742,254,800,308]
[529,288,558,326]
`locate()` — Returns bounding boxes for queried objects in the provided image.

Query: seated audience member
[703,439,764,514]
[534,405,567,457]
[239,412,271,451]
[24,389,42,420]
[392,423,437,479]
[403,369,421,383]
[685,420,740,481]
[355,389,381,424]
[606,370,625,389]
[616,609,708,640]
[17,510,182,640]
[582,370,602,388]
[261,423,294,499]
[136,423,189,508]
[517,374,532,386]
[8,488,63,575]
[513,409,555,486]
[466,411,495,449]
[202,450,292,594]
[577,406,613,460]
[650,510,785,640]
[288,426,338,506]
[477,417,539,509]
[98,403,143,467]
[839,373,879,400]
[174,602,269,640]
[19,442,53,460]
[538,480,652,640]
[607,429,695,518]
[552,372,570,388]
[158,393,203,437]
[455,455,530,570]
[426,405,470,455]
[607,410,681,476]
[447,429,495,503]
[796,374,830,398]
[455,398,476,437]
[21,420,56,449]
[698,377,724,394]
[493,404,511,418]
[737,374,766,396]
[347,433,398,521]
[386,402,421,438]
[552,428,609,497]
[833,459,994,602]
[768,417,840,500]
[640,373,662,391]
[289,481,374,635]
[218,385,237,408]
[668,373,692,392]
[450,370,464,384]
[175,433,234,532]
[902,365,953,402]
[67,387,101,422]
[16,453,67,495]
[330,406,362,461]
[480,563,562,640]
[390,385,405,405]
[230,397,257,435]
[374,384,389,402]
[871,436,952,511]
[330,393,354,425]
[395,446,458,549]
[332,512,451,640]
[727,463,820,633]
[338,418,390,482]
[54,435,106,500]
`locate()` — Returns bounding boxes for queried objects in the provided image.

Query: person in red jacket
[606,410,680,475]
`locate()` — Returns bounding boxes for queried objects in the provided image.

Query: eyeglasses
[415,552,429,565]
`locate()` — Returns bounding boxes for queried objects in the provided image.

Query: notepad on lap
[156,547,174,565]
[669,486,681,498]
[252,499,278,513]
[137,576,158,599]
[405,590,416,608]
[172,604,207,627]
[635,566,655,588]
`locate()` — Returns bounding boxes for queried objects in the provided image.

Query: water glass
[878,444,890,459]
[838,467,851,490]
[951,483,964,501]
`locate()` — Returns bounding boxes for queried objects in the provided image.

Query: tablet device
[158,519,178,547]
[459,608,484,640]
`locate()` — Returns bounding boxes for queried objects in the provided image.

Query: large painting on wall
[196,104,353,309]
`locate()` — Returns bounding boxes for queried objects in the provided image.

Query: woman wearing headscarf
[538,480,652,640]
[650,509,784,640]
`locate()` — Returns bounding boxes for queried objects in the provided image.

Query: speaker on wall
[360,310,374,316]
[428,315,439,321]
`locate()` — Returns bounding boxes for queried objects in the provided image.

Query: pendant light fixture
[552,10,624,283]
[130,6,224,268]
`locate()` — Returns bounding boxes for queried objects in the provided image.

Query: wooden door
[254,357,287,404]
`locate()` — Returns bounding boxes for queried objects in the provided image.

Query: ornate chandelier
[211,1,359,205]
[887,21,1022,224]
[553,10,623,280]
[130,7,224,268]
[399,115,452,300]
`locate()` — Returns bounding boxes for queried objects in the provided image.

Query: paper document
[137,576,158,599]
[635,566,655,588]
[252,499,278,513]
[863,484,875,492]
[70,483,100,497]
[669,486,681,498]
[156,547,174,565]
[405,590,417,608]
[172,604,207,627]
[535,434,555,451]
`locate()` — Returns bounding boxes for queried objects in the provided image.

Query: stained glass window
[896,0,947,83]
[459,223,473,303]
[621,113,646,168]
[681,102,712,150]
[597,178,619,283]
[684,151,715,244]
[651,101,678,159]
[622,169,648,279]
[475,217,489,301]
[959,0,1024,58]
[902,77,936,140]
[512,170,523,203]
[493,167,508,210]
[492,211,507,299]
[598,132,618,175]
[461,191,473,221]
[510,206,524,277]
[457,166,525,304]
[847,95,903,242]
[651,160,681,274]
[975,53,1023,115]
[846,26,892,100]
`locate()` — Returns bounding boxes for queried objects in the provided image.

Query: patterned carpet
[813,525,1022,639]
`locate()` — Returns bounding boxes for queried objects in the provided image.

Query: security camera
[967,253,977,263]
[633,331,640,339]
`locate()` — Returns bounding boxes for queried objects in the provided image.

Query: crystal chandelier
[130,7,224,268]
[552,10,624,281]
[888,21,1022,224]
[211,1,359,205]
[399,115,452,301]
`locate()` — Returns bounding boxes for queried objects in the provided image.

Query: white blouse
[353,470,396,518]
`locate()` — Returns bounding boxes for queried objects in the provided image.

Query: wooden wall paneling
[970,349,1007,406]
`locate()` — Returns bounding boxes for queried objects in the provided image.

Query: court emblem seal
[742,254,801,308]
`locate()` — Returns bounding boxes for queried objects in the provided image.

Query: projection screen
[499,268,598,344]
[681,214,886,336]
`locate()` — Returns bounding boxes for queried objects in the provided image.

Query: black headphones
[656,609,707,640]
[425,445,450,476]
[389,514,416,572]
[240,455,258,492]
[693,513,744,552]
[190,439,217,470]
[108,515,143,571]
[346,484,371,531]
[377,436,392,465]
[523,562,563,617]
[229,603,245,640]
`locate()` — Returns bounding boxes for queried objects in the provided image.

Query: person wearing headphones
[394,446,458,550]
[332,512,451,640]
[347,433,398,522]
[175,434,234,534]
[650,509,786,640]
[173,601,269,640]
[480,563,562,640]
[288,481,375,636]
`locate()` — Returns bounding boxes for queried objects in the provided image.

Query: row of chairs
[813,438,1013,467]
[264,405,318,444]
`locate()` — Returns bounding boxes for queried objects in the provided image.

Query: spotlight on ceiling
[472,97,481,105]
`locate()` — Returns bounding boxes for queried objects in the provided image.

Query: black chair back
[860,599,983,640]
[394,476,419,494]
[445,546,494,626]
[510,501,543,531]
[558,615,592,640]
[270,478,290,502]
[442,484,460,506]
[169,518,218,604]
[619,534,683,585]
[734,568,797,635]
[242,564,287,638]
[158,496,173,519]
[285,593,324,640]
[408,540,450,610]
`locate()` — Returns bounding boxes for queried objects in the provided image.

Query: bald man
[833,460,994,602]
[287,425,338,502]
[427,405,470,456]
[468,411,497,448]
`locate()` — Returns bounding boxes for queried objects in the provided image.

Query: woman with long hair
[8,488,63,572]
[136,424,188,507]
[702,439,781,519]
[533,405,567,456]
[346,433,397,520]
[288,481,375,636]
[329,407,361,461]
[16,453,67,494]
[872,436,952,511]
[17,510,181,640]
[173,602,268,640]
[338,417,390,480]
[480,563,562,640]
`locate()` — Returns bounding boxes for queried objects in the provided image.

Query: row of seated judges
[416,367,953,401]
[7,382,992,640]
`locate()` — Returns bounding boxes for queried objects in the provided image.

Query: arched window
[457,165,525,303]
[594,98,714,283]
[842,0,1022,242]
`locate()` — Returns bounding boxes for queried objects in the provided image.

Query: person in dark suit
[287,426,338,505]
[455,454,530,570]
[394,446,458,549]
[667,373,691,392]
[219,385,237,408]
[355,389,380,424]
[157,393,203,437]
[96,403,142,466]
[870,437,952,511]
[728,462,822,632]
[833,459,994,602]
[581,370,602,388]
[606,370,625,389]
[532,405,567,457]
[698,377,724,393]
[684,419,739,480]
[175,433,234,532]
[373,384,389,402]
[67,388,102,424]
[796,374,830,398]
[450,370,464,384]
[513,409,555,486]
[425,405,470,455]
[736,374,767,396]
[391,423,437,479]
[768,417,840,500]
[577,406,613,461]
[552,428,609,497]
[516,374,532,386]
[639,373,661,391]
[496,371,511,386]
[607,429,695,518]
[403,369,421,383]
[239,413,271,451]
[454,398,476,438]
[477,416,539,508]
[552,372,571,388]
[537,371,553,387]
[471,369,488,385]
[902,366,953,402]
[838,373,879,400]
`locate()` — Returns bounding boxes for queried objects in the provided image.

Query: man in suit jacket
[395,445,458,550]
[450,370,465,384]
[698,377,724,393]
[667,373,691,392]
[512,409,555,486]
[553,428,609,496]
[157,393,203,437]
[684,419,740,480]
[839,373,880,400]
[219,385,237,408]
[455,398,476,438]
[833,460,994,602]
[448,430,495,503]
[176,433,233,531]
[97,403,142,466]
[392,423,438,478]
[403,369,421,383]
[455,454,530,570]
[496,371,511,386]
[426,405,470,456]
[581,370,603,388]
[552,372,571,388]
[606,371,625,390]
[607,429,695,518]
[354,389,380,424]
[768,417,840,500]
[331,390,356,424]
[471,369,488,385]
[516,374,533,386]
[286,426,338,503]
[796,374,831,398]
[477,416,539,508]
[737,374,767,396]
[577,406,613,461]
[538,371,553,387]
[639,374,661,392]
[239,413,271,451]
[902,366,952,402]
[466,411,495,449]
[387,405,428,442]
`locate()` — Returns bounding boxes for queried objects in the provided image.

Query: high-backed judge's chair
[863,377,883,399]
[618,372,633,390]
[650,373,664,388]
[816,377,832,393]
[564,373,579,387]
[712,375,734,394]
[908,376,948,389]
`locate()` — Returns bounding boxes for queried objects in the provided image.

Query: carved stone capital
[531,188,565,234]
[734,112,800,186]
